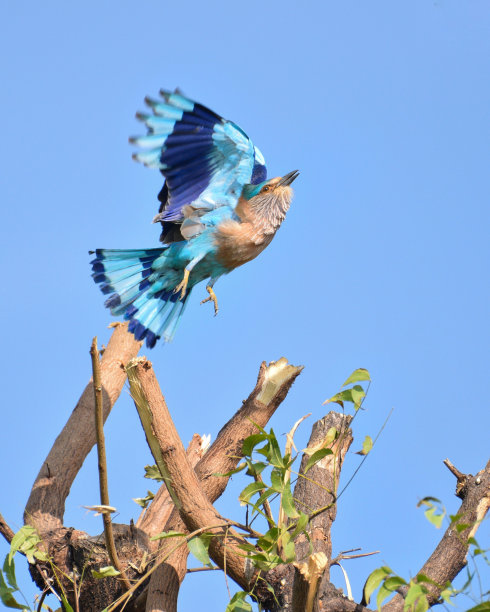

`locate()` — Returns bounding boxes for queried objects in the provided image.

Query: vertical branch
[90,337,131,591]
[25,322,141,534]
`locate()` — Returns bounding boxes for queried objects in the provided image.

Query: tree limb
[127,356,303,612]
[24,323,141,534]
[383,459,490,611]
[126,357,259,593]
[0,512,15,544]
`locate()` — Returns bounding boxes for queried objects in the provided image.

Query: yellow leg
[174,268,190,300]
[200,285,219,316]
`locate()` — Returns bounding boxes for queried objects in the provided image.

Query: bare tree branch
[383,459,490,611]
[136,433,205,539]
[128,356,303,611]
[91,336,131,590]
[126,358,259,594]
[24,323,141,534]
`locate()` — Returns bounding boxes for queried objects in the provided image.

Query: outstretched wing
[130,90,267,242]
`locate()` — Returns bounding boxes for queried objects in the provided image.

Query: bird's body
[91,90,298,347]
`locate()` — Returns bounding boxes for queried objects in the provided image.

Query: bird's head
[242,170,299,217]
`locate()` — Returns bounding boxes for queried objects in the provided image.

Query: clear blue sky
[1,1,488,610]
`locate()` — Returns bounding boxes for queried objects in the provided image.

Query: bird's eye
[262,186,270,192]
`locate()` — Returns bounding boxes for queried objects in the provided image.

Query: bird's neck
[236,195,290,235]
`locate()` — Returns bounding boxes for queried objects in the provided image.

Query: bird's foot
[200,286,219,316]
[174,269,190,300]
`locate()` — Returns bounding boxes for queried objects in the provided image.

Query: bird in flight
[91,90,299,347]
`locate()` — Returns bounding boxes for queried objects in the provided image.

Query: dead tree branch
[126,357,265,603]
[128,356,303,612]
[24,323,141,535]
[383,459,490,611]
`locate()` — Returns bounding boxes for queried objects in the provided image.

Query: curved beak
[278,169,300,187]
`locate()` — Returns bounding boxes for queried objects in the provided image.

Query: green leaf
[9,525,48,564]
[187,534,212,567]
[405,583,429,609]
[239,481,265,505]
[144,464,163,481]
[150,530,186,541]
[357,435,373,456]
[3,556,19,591]
[133,490,154,508]
[282,536,296,563]
[376,583,393,609]
[268,429,285,468]
[60,592,74,612]
[270,468,285,492]
[290,512,309,539]
[255,487,276,510]
[0,568,24,609]
[466,603,490,612]
[417,497,445,528]
[384,576,407,590]
[342,368,371,387]
[281,485,300,519]
[242,434,268,457]
[245,461,267,477]
[363,566,392,605]
[91,566,121,579]
[304,448,333,474]
[257,527,280,552]
[225,591,253,612]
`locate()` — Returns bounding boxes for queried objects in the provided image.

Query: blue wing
[130,90,267,242]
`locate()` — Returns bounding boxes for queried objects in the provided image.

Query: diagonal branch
[126,356,303,612]
[383,458,490,611]
[126,358,261,589]
[24,323,141,534]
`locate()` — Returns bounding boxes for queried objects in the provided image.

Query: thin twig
[90,337,131,591]
[0,512,15,544]
[72,570,80,612]
[186,566,220,573]
[223,526,231,600]
[337,406,393,500]
[331,549,380,566]
[36,589,49,612]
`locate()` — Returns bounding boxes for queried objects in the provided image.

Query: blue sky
[1,1,488,610]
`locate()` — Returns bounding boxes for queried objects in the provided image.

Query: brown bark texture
[0,324,484,612]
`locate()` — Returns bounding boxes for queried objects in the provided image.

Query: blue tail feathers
[91,248,190,348]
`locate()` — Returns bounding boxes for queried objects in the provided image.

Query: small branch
[0,512,15,544]
[186,566,220,573]
[25,323,141,534]
[91,337,131,591]
[443,458,465,481]
[444,458,467,497]
[383,459,490,611]
[330,549,380,566]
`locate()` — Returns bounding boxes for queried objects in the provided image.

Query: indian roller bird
[91,90,299,347]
